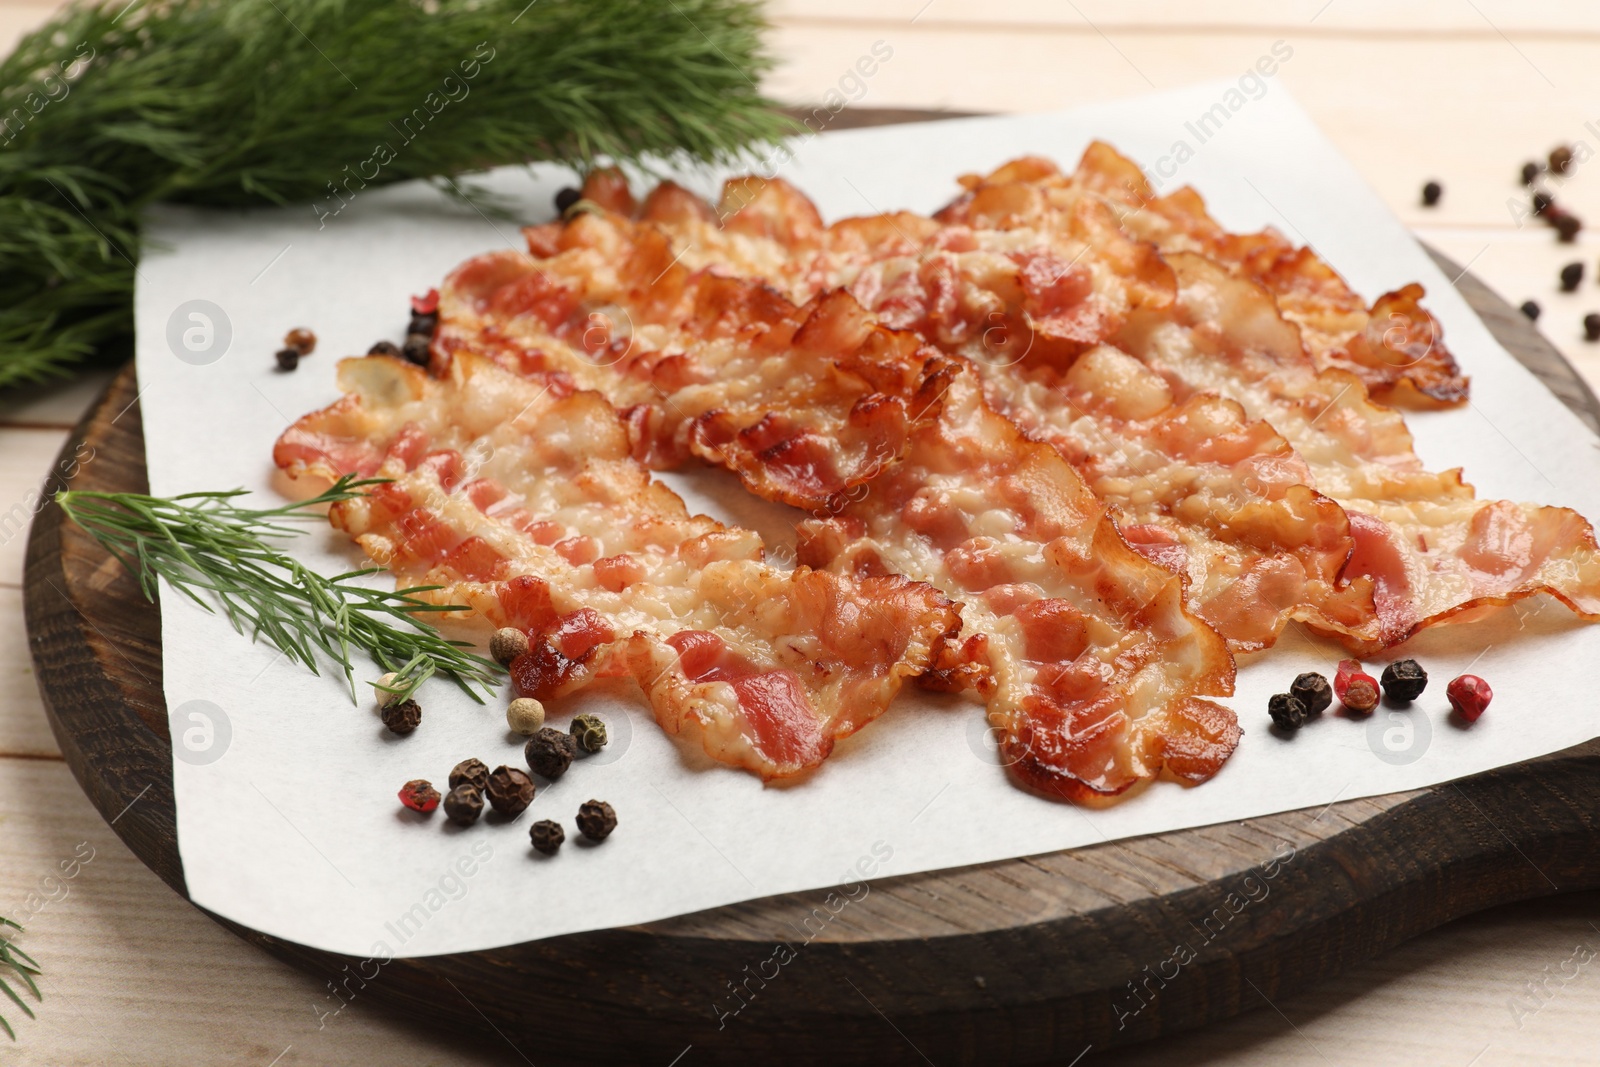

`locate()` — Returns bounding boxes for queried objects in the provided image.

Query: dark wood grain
[24,111,1600,1065]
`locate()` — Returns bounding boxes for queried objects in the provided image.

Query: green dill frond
[0,0,792,389]
[0,916,41,1041]
[57,476,505,702]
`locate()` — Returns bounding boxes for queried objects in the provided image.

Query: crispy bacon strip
[601,171,1383,652]
[1119,252,1600,649]
[434,212,1242,802]
[274,354,960,779]
[435,225,954,508]
[1011,142,1470,405]
[624,158,1600,652]
[792,364,1241,801]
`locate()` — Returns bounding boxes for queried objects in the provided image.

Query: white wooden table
[3,2,1599,1062]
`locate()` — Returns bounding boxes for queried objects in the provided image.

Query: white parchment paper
[133,83,1600,957]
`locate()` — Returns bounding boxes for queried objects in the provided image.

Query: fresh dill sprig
[0,0,791,389]
[0,915,40,1041]
[56,476,503,703]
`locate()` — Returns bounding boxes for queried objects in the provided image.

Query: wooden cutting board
[23,111,1600,1065]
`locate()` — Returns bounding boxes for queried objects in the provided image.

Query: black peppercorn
[555,187,582,214]
[1556,213,1583,243]
[443,785,483,826]
[530,819,565,855]
[1550,145,1574,175]
[1561,262,1585,291]
[1420,180,1442,207]
[368,340,402,358]
[576,799,617,841]
[1585,313,1600,342]
[1534,192,1554,217]
[526,727,577,780]
[275,347,300,372]
[380,697,421,735]
[1289,672,1333,715]
[1380,659,1428,703]
[1521,300,1542,321]
[570,712,608,754]
[402,334,431,366]
[1522,161,1541,186]
[486,765,536,816]
[1268,693,1308,731]
[449,757,490,793]
[408,311,439,337]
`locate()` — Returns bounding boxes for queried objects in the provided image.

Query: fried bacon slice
[434,229,955,509]
[621,158,1600,652]
[273,353,961,779]
[1003,142,1469,405]
[434,213,1242,802]
[597,170,1383,651]
[792,364,1241,801]
[1118,252,1600,649]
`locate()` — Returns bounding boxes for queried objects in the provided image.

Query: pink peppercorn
[410,288,440,315]
[1335,659,1380,714]
[398,779,440,813]
[1447,674,1493,722]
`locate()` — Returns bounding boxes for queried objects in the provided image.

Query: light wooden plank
[772,0,1600,34]
[764,27,1600,232]
[0,587,61,759]
[0,757,512,1066]
[0,429,68,589]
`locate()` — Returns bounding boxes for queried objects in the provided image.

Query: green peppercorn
[1380,659,1428,703]
[449,757,489,793]
[1289,672,1332,716]
[530,819,564,855]
[443,785,483,826]
[1268,693,1307,731]
[570,712,609,754]
[576,799,617,841]
[526,727,577,780]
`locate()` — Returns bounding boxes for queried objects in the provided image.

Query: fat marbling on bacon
[430,207,1242,803]
[274,353,961,780]
[586,167,1382,652]
[607,154,1600,655]
[955,144,1471,406]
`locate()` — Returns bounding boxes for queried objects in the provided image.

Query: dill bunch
[56,476,504,703]
[0,916,40,1041]
[0,0,788,389]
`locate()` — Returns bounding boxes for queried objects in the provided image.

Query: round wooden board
[24,143,1600,1064]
